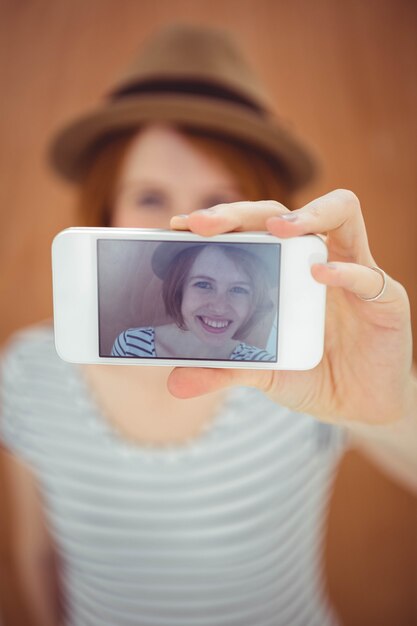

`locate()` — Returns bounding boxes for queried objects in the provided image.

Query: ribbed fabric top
[0,324,345,626]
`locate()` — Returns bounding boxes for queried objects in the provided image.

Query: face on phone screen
[97,239,280,362]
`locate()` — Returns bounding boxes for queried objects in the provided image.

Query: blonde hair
[76,126,292,226]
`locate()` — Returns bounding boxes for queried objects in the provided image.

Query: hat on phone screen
[49,23,318,190]
[151,241,279,285]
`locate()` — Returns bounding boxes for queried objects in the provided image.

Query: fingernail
[275,213,299,222]
[170,214,188,225]
[317,262,337,270]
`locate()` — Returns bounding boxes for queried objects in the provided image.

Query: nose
[206,291,230,314]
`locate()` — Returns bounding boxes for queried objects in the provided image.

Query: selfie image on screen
[97,239,280,361]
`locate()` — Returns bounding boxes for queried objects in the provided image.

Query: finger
[167,366,274,399]
[170,200,289,236]
[311,261,404,307]
[266,189,373,265]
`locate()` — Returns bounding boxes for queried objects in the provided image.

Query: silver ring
[358,266,387,302]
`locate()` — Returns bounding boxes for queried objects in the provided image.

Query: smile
[197,316,233,333]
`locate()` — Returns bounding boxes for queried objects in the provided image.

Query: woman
[1,24,416,626]
[111,242,277,360]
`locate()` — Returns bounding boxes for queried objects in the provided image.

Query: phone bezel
[52,228,327,370]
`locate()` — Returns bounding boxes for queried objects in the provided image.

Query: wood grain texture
[0,1,416,624]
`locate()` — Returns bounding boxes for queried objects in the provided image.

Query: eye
[135,191,167,209]
[230,285,251,295]
[201,197,225,210]
[193,281,213,290]
[200,192,241,210]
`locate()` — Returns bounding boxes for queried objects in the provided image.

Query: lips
[197,315,233,334]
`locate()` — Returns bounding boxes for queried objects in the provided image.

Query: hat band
[109,79,267,115]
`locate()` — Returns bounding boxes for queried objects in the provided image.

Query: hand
[168,189,415,426]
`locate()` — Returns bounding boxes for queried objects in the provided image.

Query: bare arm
[0,446,62,626]
[168,192,417,494]
[344,373,417,494]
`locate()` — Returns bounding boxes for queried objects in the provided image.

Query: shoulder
[123,327,155,341]
[1,321,58,375]
[0,321,70,460]
[230,342,276,361]
[111,327,156,357]
[1,320,67,398]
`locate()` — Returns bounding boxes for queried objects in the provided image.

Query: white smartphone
[52,228,327,370]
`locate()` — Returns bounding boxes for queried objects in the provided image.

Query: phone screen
[97,239,280,362]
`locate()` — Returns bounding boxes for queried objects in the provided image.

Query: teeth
[202,316,230,329]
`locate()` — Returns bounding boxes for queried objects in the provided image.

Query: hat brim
[151,240,279,283]
[49,94,319,190]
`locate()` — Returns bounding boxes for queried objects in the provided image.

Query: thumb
[167,366,274,399]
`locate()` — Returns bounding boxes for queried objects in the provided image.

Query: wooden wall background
[0,0,416,624]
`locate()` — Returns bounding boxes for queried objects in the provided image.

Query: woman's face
[111,124,244,227]
[180,247,254,346]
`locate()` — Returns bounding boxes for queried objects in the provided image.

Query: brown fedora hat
[49,23,318,190]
